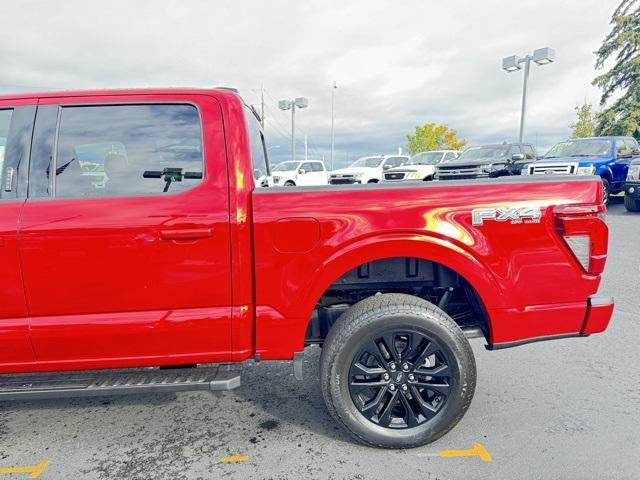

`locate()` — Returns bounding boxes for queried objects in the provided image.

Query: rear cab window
[243,106,269,185]
[0,110,12,197]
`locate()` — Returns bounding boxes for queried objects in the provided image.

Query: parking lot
[0,198,637,480]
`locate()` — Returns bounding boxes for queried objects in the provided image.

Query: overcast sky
[1,0,619,166]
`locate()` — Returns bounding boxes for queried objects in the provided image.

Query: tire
[625,194,640,212]
[320,293,476,448]
[601,178,611,205]
[284,181,296,186]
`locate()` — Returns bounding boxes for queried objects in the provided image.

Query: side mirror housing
[298,169,306,174]
[253,169,262,179]
[511,153,525,162]
[382,164,391,170]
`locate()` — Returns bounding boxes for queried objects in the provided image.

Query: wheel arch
[299,234,503,342]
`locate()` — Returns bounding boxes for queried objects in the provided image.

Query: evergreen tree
[593,0,640,137]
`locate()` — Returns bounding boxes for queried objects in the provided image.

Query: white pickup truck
[270,160,329,186]
[329,155,409,184]
[383,150,460,182]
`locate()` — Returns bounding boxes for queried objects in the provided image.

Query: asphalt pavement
[1,198,638,480]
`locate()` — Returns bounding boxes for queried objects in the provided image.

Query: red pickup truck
[0,88,613,448]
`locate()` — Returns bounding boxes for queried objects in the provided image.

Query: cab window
[54,104,203,198]
[310,162,324,172]
[384,157,404,168]
[300,162,314,172]
[616,139,629,157]
[625,139,639,155]
[244,106,269,184]
[522,145,535,159]
[0,109,12,199]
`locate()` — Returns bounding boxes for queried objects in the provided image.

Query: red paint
[581,299,614,335]
[0,88,613,374]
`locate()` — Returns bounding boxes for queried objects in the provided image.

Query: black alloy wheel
[320,293,476,448]
[348,330,451,429]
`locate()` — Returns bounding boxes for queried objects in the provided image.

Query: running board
[0,364,241,401]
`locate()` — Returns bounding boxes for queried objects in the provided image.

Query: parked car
[383,150,459,182]
[0,88,613,450]
[522,136,638,205]
[329,154,408,184]
[624,158,640,211]
[434,143,537,180]
[270,160,328,186]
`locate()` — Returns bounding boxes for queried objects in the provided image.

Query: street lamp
[502,47,555,143]
[330,81,337,170]
[279,97,309,161]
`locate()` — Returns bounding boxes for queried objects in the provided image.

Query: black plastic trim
[486,333,586,351]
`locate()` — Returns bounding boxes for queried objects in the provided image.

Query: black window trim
[0,105,36,201]
[28,101,206,200]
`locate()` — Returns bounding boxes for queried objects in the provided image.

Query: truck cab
[270,160,328,186]
[383,150,459,182]
[329,154,409,184]
[523,136,638,204]
[435,143,537,180]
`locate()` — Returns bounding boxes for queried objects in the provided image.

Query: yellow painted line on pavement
[0,460,49,479]
[220,455,250,463]
[439,443,492,462]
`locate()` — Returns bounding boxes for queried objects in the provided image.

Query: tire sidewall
[326,309,474,448]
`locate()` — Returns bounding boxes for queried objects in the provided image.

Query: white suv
[329,155,409,184]
[383,150,459,182]
[270,160,329,186]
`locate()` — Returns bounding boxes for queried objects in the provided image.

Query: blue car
[521,136,638,204]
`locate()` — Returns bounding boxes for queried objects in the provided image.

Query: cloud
[1,0,618,166]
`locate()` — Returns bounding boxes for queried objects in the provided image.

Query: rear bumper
[581,295,614,335]
[625,181,640,198]
[487,295,614,350]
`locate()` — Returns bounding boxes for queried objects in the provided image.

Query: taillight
[554,204,608,274]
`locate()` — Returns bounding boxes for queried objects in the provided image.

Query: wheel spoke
[409,385,439,420]
[363,339,388,367]
[380,333,401,364]
[413,379,451,395]
[361,386,388,413]
[350,362,386,377]
[400,332,421,363]
[398,392,420,427]
[377,390,399,427]
[415,363,449,377]
[350,379,388,394]
[413,340,439,367]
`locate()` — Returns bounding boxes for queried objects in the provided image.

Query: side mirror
[511,153,525,162]
[298,168,306,174]
[253,169,262,179]
[383,164,391,170]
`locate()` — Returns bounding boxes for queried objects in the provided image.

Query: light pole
[278,97,309,161]
[330,81,337,170]
[502,47,555,143]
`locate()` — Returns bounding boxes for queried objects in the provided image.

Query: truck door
[0,103,36,372]
[19,94,233,369]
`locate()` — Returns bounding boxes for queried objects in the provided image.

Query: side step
[0,364,241,401]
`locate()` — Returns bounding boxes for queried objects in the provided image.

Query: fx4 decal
[472,206,542,226]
